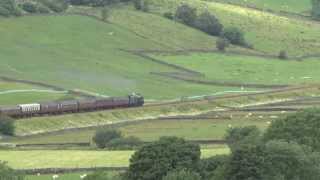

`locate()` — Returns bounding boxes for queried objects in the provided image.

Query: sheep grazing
[52,174,59,179]
[80,174,87,179]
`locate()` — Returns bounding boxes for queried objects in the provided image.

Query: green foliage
[199,155,229,180]
[0,161,24,180]
[264,109,320,151]
[126,137,201,180]
[0,0,21,17]
[311,0,320,20]
[107,136,142,150]
[195,11,223,36]
[225,126,261,152]
[222,27,246,46]
[92,128,122,148]
[41,0,68,12]
[163,12,174,19]
[216,38,229,51]
[162,169,201,180]
[262,140,320,180]
[0,115,14,136]
[133,0,149,12]
[84,171,121,180]
[175,4,197,26]
[21,2,38,13]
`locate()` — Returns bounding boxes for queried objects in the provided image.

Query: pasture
[211,0,311,14]
[7,118,271,144]
[149,0,320,56]
[152,52,320,85]
[0,148,228,169]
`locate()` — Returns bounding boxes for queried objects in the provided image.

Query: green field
[153,53,320,85]
[7,118,270,144]
[27,172,88,180]
[149,0,320,56]
[211,0,311,14]
[0,148,228,169]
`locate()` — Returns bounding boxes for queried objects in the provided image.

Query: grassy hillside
[149,0,320,56]
[152,52,320,85]
[0,15,246,100]
[0,149,228,169]
[211,0,311,14]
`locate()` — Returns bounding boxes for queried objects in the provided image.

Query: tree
[0,161,24,180]
[133,0,149,12]
[0,115,14,136]
[92,128,122,148]
[22,2,38,13]
[216,38,229,51]
[175,4,197,26]
[225,126,261,152]
[126,137,201,180]
[311,0,320,20]
[263,108,320,151]
[222,27,246,46]
[199,155,229,180]
[101,6,110,21]
[195,11,223,36]
[162,169,201,180]
[0,0,21,17]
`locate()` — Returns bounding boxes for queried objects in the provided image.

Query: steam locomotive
[0,93,144,118]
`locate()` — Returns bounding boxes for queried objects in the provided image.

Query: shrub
[163,12,174,20]
[216,38,229,51]
[199,155,229,180]
[225,126,261,152]
[278,50,288,59]
[92,128,122,148]
[84,171,121,180]
[195,11,223,36]
[175,4,197,26]
[126,137,201,180]
[0,161,24,180]
[133,0,149,12]
[0,7,10,17]
[162,169,201,180]
[101,6,110,21]
[107,136,142,150]
[22,2,38,13]
[37,4,51,13]
[0,116,14,136]
[41,0,68,13]
[222,27,246,46]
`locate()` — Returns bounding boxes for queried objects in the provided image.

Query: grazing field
[149,0,320,56]
[7,118,270,144]
[0,148,228,169]
[0,15,248,101]
[26,172,87,180]
[211,0,311,14]
[0,81,73,105]
[153,53,320,85]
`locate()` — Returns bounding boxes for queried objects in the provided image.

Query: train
[0,93,144,118]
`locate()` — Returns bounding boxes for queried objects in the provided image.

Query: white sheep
[52,174,59,179]
[80,174,87,179]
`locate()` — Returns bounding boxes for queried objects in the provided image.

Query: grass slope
[149,0,320,56]
[7,118,270,144]
[211,0,311,14]
[0,149,228,169]
[0,15,246,100]
[152,52,320,85]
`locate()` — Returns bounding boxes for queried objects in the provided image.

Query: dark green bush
[22,2,38,13]
[163,12,173,19]
[0,7,10,17]
[278,50,288,59]
[195,11,223,36]
[92,128,122,148]
[0,161,24,180]
[41,0,68,12]
[162,169,201,180]
[37,3,51,13]
[222,27,246,46]
[0,116,14,136]
[312,0,320,20]
[175,4,197,26]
